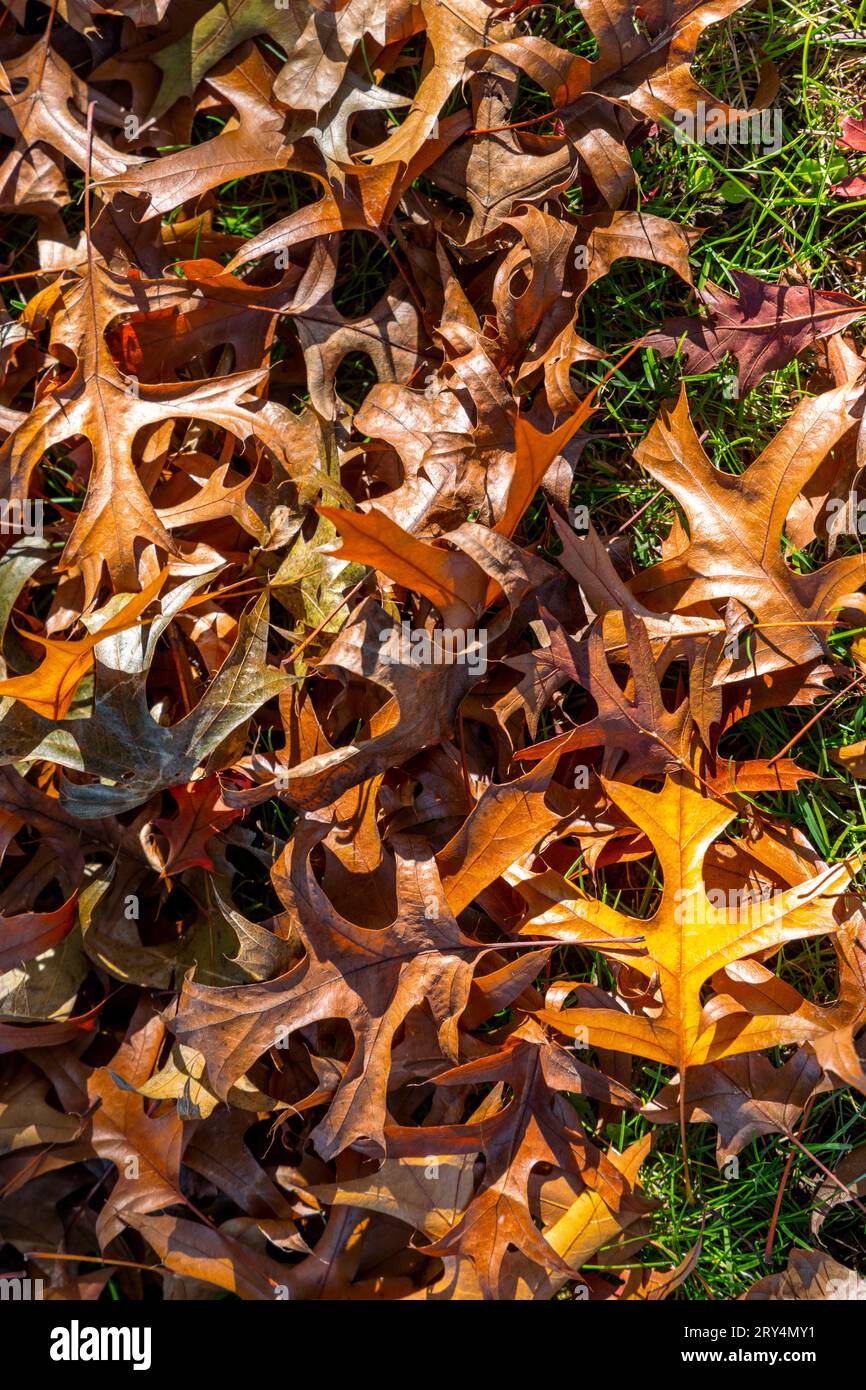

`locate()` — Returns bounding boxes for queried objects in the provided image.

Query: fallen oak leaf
[519,776,859,1072]
[517,607,706,783]
[224,161,410,271]
[0,260,305,603]
[630,382,866,673]
[496,342,642,539]
[361,0,514,170]
[482,0,778,207]
[615,1228,703,1300]
[424,79,578,242]
[0,44,138,182]
[436,750,573,917]
[384,1018,639,1299]
[174,818,485,1160]
[0,1064,82,1153]
[273,0,413,119]
[643,1046,825,1166]
[744,1249,866,1300]
[0,1002,102,1055]
[133,1041,279,1119]
[542,1133,653,1289]
[0,892,78,973]
[210,884,299,984]
[96,46,293,220]
[832,737,866,776]
[227,599,481,813]
[810,1142,866,1239]
[88,1005,185,1250]
[154,775,245,877]
[830,173,866,199]
[317,505,488,627]
[139,0,306,121]
[838,103,866,153]
[301,1153,477,1243]
[0,567,167,719]
[643,271,865,394]
[54,588,290,818]
[123,1211,287,1300]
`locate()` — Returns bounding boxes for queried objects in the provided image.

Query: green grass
[588,1079,866,1299]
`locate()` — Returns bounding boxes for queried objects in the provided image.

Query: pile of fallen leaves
[1,0,865,1303]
